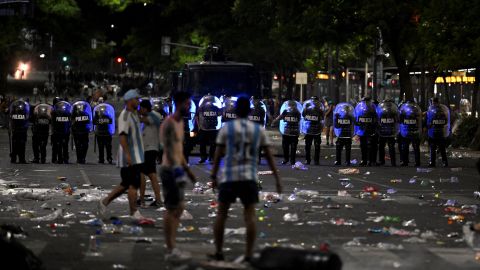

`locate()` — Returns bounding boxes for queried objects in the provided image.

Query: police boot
[335,144,342,166]
[345,144,352,166]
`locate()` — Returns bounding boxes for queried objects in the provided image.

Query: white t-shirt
[142,111,162,152]
[117,109,144,167]
[216,118,269,183]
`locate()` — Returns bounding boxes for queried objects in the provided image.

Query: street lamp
[39,53,46,58]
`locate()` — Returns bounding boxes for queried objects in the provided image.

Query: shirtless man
[160,91,197,260]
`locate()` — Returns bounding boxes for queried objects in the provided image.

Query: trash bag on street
[0,227,44,270]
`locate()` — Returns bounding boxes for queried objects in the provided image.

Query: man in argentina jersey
[98,89,146,220]
[209,96,282,262]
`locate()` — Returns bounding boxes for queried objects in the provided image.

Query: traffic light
[116,57,123,63]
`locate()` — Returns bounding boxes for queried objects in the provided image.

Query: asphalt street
[0,129,479,270]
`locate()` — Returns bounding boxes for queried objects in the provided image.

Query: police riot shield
[376,101,399,137]
[173,99,197,132]
[249,99,267,127]
[33,104,53,135]
[151,97,170,123]
[333,103,354,138]
[222,96,238,123]
[71,101,93,134]
[427,104,450,139]
[354,100,377,136]
[52,101,72,134]
[399,101,422,138]
[198,95,222,131]
[279,100,302,136]
[9,100,30,132]
[301,98,325,135]
[93,103,115,136]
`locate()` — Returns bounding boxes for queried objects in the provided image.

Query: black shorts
[120,164,142,189]
[160,167,185,210]
[218,181,259,206]
[142,150,158,175]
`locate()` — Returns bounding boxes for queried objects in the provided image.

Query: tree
[357,0,425,101]
[420,0,480,115]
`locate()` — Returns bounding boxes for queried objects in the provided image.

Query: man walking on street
[138,99,163,207]
[209,96,282,262]
[160,91,197,260]
[98,89,145,219]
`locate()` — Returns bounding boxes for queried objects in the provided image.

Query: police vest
[335,117,352,138]
[52,113,71,134]
[94,116,112,136]
[303,111,322,135]
[283,111,300,136]
[378,116,397,137]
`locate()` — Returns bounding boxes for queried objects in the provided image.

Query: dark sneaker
[207,252,225,261]
[149,200,162,207]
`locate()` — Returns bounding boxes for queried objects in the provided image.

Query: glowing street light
[39,53,46,58]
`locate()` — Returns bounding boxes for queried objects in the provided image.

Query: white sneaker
[164,248,191,261]
[97,200,107,217]
[131,210,145,220]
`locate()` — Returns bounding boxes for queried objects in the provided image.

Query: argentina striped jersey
[216,118,269,183]
[117,109,144,167]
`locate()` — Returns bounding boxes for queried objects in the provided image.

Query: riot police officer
[93,103,115,164]
[426,97,450,167]
[399,100,422,167]
[222,95,237,123]
[31,104,52,163]
[249,96,267,163]
[249,96,267,126]
[334,103,355,166]
[51,100,72,164]
[302,96,324,165]
[184,99,196,164]
[377,100,399,166]
[354,97,378,166]
[273,100,302,165]
[197,94,221,164]
[9,100,30,163]
[71,101,93,164]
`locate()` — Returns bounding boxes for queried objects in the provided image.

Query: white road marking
[79,169,92,185]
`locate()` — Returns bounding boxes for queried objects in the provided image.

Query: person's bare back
[160,116,185,167]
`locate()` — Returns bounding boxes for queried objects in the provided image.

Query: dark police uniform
[249,98,267,163]
[334,102,355,166]
[9,100,30,163]
[377,100,399,166]
[31,104,52,163]
[71,101,92,164]
[197,95,221,163]
[222,96,237,124]
[93,103,115,164]
[278,100,301,165]
[302,97,324,165]
[51,101,72,164]
[399,101,422,167]
[354,98,378,166]
[426,101,450,167]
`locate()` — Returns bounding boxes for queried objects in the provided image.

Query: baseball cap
[123,89,140,101]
